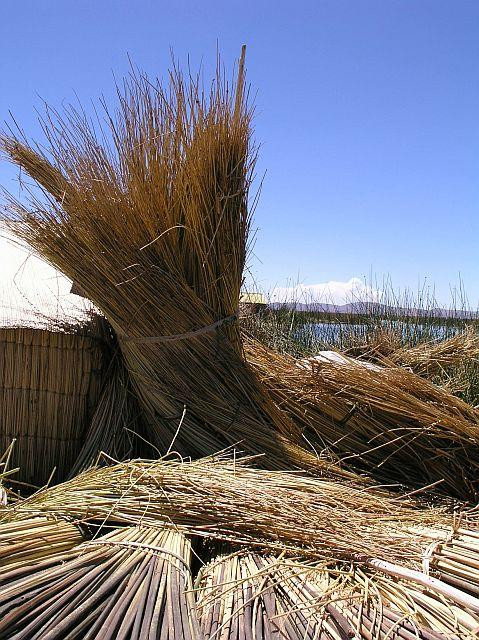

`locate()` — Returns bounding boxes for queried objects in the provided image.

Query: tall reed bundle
[2,455,451,566]
[0,50,344,478]
[244,336,479,499]
[0,326,105,485]
[0,516,84,579]
[0,525,201,640]
[195,552,479,639]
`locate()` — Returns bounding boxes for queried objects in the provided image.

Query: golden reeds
[0,525,200,639]
[2,455,452,566]
[0,516,84,579]
[244,336,479,499]
[195,552,479,639]
[0,326,105,485]
[0,50,348,479]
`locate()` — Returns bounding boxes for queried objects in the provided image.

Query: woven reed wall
[0,327,105,486]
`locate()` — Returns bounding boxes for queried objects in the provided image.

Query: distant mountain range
[270,301,479,319]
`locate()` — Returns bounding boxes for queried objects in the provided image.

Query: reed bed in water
[0,49,344,479]
[0,516,84,579]
[3,455,452,566]
[244,336,479,500]
[195,552,479,639]
[0,525,200,640]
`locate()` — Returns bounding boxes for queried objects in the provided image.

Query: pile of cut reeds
[196,551,479,639]
[244,335,479,499]
[2,455,452,566]
[0,49,347,480]
[390,327,479,377]
[0,325,105,485]
[0,525,200,639]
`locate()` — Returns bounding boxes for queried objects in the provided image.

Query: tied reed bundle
[0,49,345,479]
[244,336,479,499]
[195,551,357,640]
[3,455,451,566]
[390,327,479,377]
[0,516,84,580]
[196,553,477,639]
[0,525,201,640]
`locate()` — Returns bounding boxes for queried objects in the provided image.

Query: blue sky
[1,1,478,306]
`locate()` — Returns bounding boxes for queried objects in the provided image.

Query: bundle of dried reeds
[244,336,479,499]
[196,552,478,639]
[68,349,146,477]
[195,551,367,640]
[0,326,105,485]
[0,50,347,479]
[0,525,201,639]
[0,516,84,580]
[3,455,451,566]
[390,327,479,377]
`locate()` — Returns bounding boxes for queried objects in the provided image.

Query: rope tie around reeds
[121,313,238,344]
[86,538,191,579]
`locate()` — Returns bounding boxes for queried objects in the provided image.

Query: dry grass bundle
[390,328,479,377]
[0,326,105,485]
[0,525,201,639]
[195,552,479,639]
[0,516,84,579]
[244,336,479,499]
[0,49,346,479]
[2,455,452,567]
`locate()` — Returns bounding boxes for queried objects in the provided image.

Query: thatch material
[0,326,106,485]
[2,455,451,566]
[195,552,479,639]
[0,525,201,639]
[244,336,479,499]
[390,328,479,376]
[0,50,351,480]
[0,516,84,579]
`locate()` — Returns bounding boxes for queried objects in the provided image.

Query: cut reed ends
[0,525,201,640]
[196,552,478,639]
[0,516,84,579]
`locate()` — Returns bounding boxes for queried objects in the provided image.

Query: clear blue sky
[1,1,478,305]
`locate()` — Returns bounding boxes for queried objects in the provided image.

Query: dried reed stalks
[195,551,479,639]
[0,525,201,639]
[3,455,451,566]
[391,327,479,377]
[244,336,479,499]
[0,50,348,479]
[0,516,84,579]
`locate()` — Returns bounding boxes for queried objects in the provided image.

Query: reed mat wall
[0,326,105,486]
